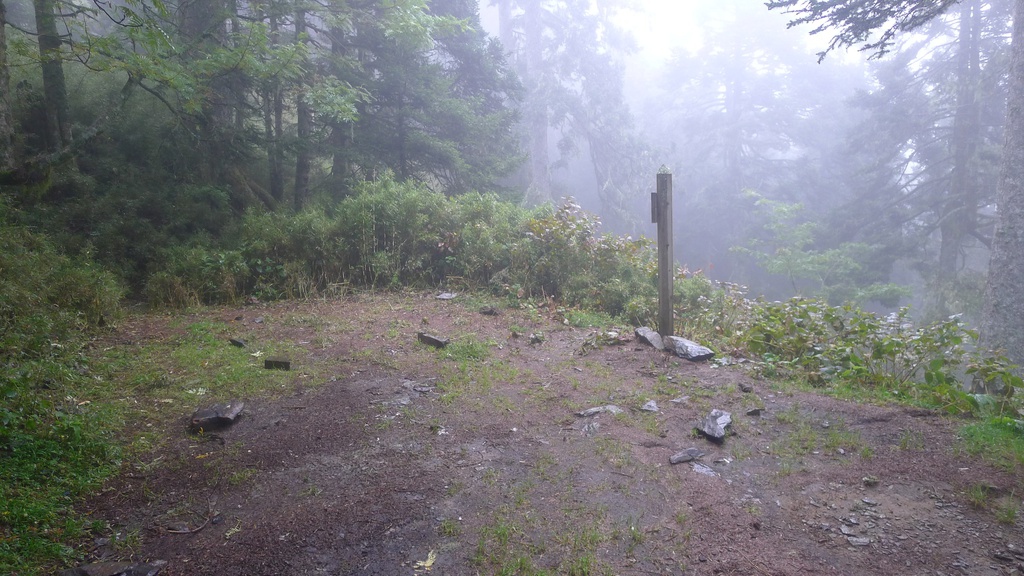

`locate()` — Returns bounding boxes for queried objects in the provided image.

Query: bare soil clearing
[82,292,1024,575]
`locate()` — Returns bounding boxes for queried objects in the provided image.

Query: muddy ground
[80,292,1024,575]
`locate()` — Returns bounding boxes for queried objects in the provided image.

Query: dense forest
[3,0,1024,336]
[7,0,1024,572]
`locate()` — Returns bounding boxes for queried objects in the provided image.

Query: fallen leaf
[414,550,436,572]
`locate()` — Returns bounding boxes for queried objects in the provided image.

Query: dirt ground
[80,292,1024,575]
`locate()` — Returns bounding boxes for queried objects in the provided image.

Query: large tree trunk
[293,7,311,210]
[524,0,550,204]
[0,0,13,172]
[981,0,1024,372]
[265,11,284,203]
[937,0,982,315]
[179,0,230,184]
[32,0,71,153]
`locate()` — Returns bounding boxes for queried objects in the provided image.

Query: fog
[475,0,1007,321]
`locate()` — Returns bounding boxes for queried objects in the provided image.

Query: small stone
[669,447,705,464]
[229,338,246,348]
[862,498,879,506]
[59,560,168,576]
[582,422,600,436]
[664,336,715,362]
[862,475,880,487]
[847,536,871,547]
[480,306,500,316]
[529,333,545,344]
[697,409,732,442]
[264,357,290,370]
[190,400,245,432]
[254,316,264,324]
[436,292,458,300]
[746,408,762,416]
[739,382,753,393]
[417,332,449,348]
[634,327,665,351]
[641,400,659,412]
[692,463,717,477]
[577,405,625,417]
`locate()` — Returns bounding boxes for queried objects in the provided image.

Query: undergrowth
[0,217,124,574]
[5,176,1024,573]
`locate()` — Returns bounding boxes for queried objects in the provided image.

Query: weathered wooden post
[651,167,673,336]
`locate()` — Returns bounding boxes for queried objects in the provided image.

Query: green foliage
[743,297,1022,415]
[0,218,123,357]
[959,418,1024,472]
[507,199,657,320]
[0,211,125,574]
[734,192,910,306]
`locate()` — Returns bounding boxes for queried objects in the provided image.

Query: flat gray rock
[641,400,659,412]
[577,405,625,417]
[634,327,665,351]
[59,560,168,576]
[669,447,705,464]
[664,336,715,362]
[692,463,718,477]
[698,408,732,442]
[417,332,449,348]
[190,400,245,433]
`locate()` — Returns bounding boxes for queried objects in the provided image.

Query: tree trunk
[0,0,13,172]
[937,0,982,315]
[328,24,349,197]
[524,0,550,204]
[32,0,71,152]
[265,11,284,203]
[294,7,312,210]
[981,0,1024,371]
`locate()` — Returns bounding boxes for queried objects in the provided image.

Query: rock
[692,463,717,477]
[582,422,600,436]
[229,338,246,348]
[634,327,665,351]
[436,292,458,300]
[664,336,715,362]
[59,560,168,576]
[745,408,762,416]
[254,316,264,324]
[264,356,290,370]
[641,400,659,412]
[479,306,500,316]
[417,332,449,348]
[669,447,705,464]
[697,409,732,442]
[577,405,625,417]
[529,332,545,344]
[739,382,753,393]
[190,400,245,432]
[862,475,880,487]
[847,536,871,547]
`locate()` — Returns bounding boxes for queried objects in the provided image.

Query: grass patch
[959,419,1024,472]
[0,357,123,574]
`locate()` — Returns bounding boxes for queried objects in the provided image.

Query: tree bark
[524,0,550,203]
[981,0,1024,369]
[294,6,311,210]
[265,11,284,203]
[32,0,72,152]
[0,0,13,172]
[936,0,982,314]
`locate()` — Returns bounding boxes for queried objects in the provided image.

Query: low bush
[0,212,125,573]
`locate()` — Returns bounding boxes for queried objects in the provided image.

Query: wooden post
[654,169,673,336]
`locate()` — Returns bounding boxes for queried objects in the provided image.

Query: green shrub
[741,297,1022,414]
[0,211,124,574]
[0,224,123,358]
